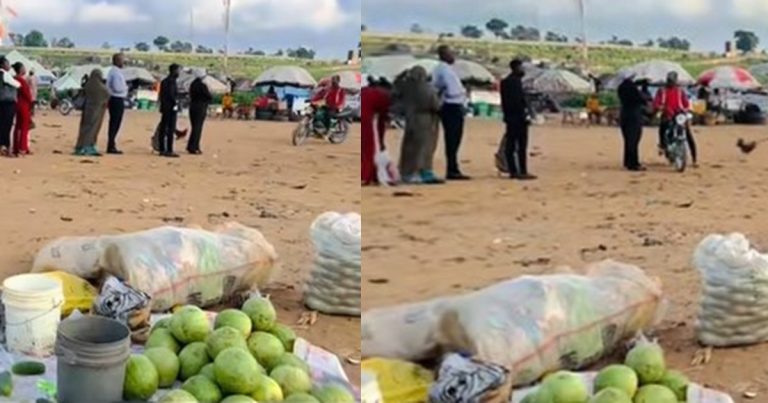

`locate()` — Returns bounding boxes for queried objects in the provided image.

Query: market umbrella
[607,60,694,88]
[529,69,593,94]
[452,60,496,84]
[698,66,761,90]
[122,67,156,85]
[254,65,317,88]
[318,70,362,91]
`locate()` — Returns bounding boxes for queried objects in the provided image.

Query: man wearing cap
[106,53,127,154]
[617,73,647,171]
[158,63,181,158]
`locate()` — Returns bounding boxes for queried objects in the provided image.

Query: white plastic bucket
[2,273,64,356]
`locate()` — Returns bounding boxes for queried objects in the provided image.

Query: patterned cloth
[429,353,511,403]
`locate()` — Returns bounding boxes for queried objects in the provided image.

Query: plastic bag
[39,271,98,316]
[304,212,361,316]
[32,222,278,312]
[93,276,152,342]
[693,233,768,346]
[362,358,434,403]
[362,260,664,386]
[429,353,511,403]
[510,371,734,403]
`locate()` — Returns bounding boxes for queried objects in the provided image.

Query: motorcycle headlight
[675,114,687,125]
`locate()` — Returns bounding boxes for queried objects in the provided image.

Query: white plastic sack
[304,212,361,316]
[32,222,278,311]
[693,233,768,346]
[362,260,664,386]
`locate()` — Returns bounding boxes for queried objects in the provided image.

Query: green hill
[362,32,768,76]
[2,46,350,79]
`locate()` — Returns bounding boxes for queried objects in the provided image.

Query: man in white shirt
[106,53,128,154]
[432,45,470,180]
[0,56,20,156]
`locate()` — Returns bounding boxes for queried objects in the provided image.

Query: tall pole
[578,0,588,69]
[223,0,231,75]
[190,9,195,54]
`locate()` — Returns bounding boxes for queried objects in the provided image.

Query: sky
[3,0,361,59]
[362,0,768,52]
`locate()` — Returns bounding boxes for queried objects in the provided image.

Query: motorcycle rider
[653,71,698,166]
[311,75,346,132]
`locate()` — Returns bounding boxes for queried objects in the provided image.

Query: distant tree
[8,33,23,47]
[485,18,508,38]
[244,47,264,56]
[169,41,193,53]
[410,23,424,34]
[22,30,48,47]
[510,25,539,41]
[361,24,367,32]
[658,36,690,51]
[153,36,170,51]
[604,35,632,46]
[51,37,75,48]
[135,42,151,52]
[460,25,483,39]
[438,32,455,39]
[287,47,315,59]
[545,31,568,43]
[274,49,284,57]
[196,45,214,54]
[101,42,112,49]
[735,30,759,54]
[642,39,654,47]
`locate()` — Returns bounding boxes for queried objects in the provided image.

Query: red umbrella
[318,71,361,91]
[698,66,760,90]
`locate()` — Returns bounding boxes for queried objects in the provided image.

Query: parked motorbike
[58,93,85,116]
[292,105,352,146]
[664,112,693,172]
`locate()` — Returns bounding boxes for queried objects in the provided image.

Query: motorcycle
[58,93,86,116]
[292,104,352,146]
[664,112,692,172]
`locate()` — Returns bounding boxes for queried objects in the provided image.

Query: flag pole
[223,0,231,75]
[578,0,588,69]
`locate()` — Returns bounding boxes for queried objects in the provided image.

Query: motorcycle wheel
[673,145,687,172]
[59,101,73,116]
[328,120,349,144]
[292,120,311,146]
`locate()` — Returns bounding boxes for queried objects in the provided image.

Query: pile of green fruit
[123,296,355,403]
[521,340,689,403]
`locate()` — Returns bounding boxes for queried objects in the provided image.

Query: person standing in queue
[158,64,181,158]
[500,59,536,180]
[0,56,20,157]
[187,69,212,155]
[433,45,470,180]
[617,73,647,171]
[106,53,128,154]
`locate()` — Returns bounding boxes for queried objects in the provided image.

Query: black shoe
[163,152,180,158]
[628,165,647,172]
[517,174,538,180]
[107,148,123,155]
[188,150,203,155]
[446,173,471,181]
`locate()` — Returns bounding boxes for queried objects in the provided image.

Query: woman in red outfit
[12,62,32,156]
[361,77,391,185]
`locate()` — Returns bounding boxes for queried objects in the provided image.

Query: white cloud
[732,0,768,17]
[8,0,78,24]
[77,2,150,24]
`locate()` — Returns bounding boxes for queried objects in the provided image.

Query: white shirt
[107,66,128,98]
[432,62,466,105]
[1,69,20,89]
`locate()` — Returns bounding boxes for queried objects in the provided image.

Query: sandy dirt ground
[363,118,768,400]
[0,110,360,384]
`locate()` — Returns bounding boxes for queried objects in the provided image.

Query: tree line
[7,30,317,59]
[397,20,763,54]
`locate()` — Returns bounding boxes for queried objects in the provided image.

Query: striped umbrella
[697,66,761,90]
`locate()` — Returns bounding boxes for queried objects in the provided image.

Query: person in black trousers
[106,53,127,154]
[187,69,212,154]
[617,74,647,171]
[433,45,470,180]
[0,56,19,157]
[500,59,536,180]
[158,64,181,158]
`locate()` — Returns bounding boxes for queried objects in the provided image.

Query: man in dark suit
[158,64,181,158]
[501,59,536,180]
[617,73,647,171]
